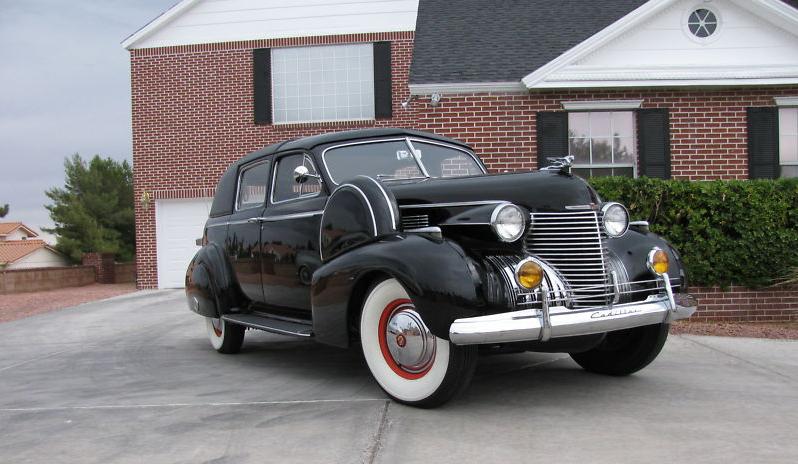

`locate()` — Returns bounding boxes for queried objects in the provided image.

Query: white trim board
[409,81,527,95]
[521,0,798,90]
[123,0,419,50]
[561,100,644,111]
[775,96,798,107]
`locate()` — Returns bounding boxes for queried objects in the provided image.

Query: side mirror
[293,165,310,184]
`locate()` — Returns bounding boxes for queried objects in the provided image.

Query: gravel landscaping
[0,283,137,323]
[671,320,798,340]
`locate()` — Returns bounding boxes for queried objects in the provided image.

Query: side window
[272,154,321,203]
[236,160,270,210]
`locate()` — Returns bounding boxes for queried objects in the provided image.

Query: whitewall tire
[360,278,477,408]
[205,317,245,354]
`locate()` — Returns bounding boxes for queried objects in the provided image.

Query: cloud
[0,0,174,243]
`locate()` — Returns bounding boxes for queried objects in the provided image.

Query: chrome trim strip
[399,200,504,210]
[261,211,323,222]
[203,211,323,228]
[359,175,398,230]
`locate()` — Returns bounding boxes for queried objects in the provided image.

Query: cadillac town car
[186,128,696,408]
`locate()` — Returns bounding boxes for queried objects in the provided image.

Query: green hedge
[589,177,798,288]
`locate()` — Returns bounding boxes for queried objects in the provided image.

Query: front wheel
[569,323,669,376]
[360,278,477,408]
[205,317,246,354]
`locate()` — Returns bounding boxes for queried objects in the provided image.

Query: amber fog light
[516,260,544,289]
[647,248,669,275]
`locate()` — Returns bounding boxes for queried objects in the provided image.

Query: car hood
[385,170,600,212]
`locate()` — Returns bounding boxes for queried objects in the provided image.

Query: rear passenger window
[236,161,270,210]
[272,154,321,203]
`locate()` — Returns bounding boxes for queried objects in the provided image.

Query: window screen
[272,44,375,124]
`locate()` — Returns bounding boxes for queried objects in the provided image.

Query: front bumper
[449,273,697,345]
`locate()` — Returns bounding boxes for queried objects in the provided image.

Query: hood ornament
[541,155,574,175]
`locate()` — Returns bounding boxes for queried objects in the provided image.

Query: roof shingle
[410,0,798,85]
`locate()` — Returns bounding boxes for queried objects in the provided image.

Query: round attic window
[687,8,718,38]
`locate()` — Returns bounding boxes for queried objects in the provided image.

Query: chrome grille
[401,214,430,230]
[525,211,610,308]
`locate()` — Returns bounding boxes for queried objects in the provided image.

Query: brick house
[125,0,798,320]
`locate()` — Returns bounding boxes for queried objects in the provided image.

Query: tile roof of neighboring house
[0,222,38,238]
[0,240,53,265]
[410,0,798,85]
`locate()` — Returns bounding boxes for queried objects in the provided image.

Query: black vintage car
[186,128,696,407]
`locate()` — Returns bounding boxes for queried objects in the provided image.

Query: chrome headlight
[601,202,629,237]
[491,203,525,242]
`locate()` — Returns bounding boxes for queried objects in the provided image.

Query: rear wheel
[569,323,669,376]
[205,317,246,354]
[360,278,477,408]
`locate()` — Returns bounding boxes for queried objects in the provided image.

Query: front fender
[185,242,243,317]
[606,229,688,290]
[311,234,484,347]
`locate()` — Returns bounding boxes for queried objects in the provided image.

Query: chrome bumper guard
[449,273,697,345]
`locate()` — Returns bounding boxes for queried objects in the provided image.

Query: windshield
[323,139,484,184]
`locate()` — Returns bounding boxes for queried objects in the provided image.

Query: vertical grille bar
[524,211,610,308]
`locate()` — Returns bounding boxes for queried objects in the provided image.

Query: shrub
[589,177,798,288]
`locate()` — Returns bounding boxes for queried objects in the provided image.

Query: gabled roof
[0,222,38,238]
[0,240,55,265]
[410,0,798,91]
[410,0,648,85]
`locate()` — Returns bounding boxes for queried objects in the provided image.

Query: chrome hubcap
[385,308,436,373]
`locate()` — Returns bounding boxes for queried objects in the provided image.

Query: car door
[259,151,326,318]
[225,158,271,303]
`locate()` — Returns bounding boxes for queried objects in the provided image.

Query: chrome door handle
[247,217,266,223]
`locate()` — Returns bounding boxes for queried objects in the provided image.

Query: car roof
[209,128,473,218]
[235,128,470,166]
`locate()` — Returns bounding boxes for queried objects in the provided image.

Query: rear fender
[311,234,484,347]
[185,242,243,317]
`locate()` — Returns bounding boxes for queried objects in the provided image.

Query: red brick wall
[690,286,798,322]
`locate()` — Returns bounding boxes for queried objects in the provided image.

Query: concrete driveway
[1,291,796,464]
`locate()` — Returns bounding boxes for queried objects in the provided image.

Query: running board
[222,314,313,338]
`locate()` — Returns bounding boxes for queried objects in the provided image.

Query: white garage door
[155,198,213,289]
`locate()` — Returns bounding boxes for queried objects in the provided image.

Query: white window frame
[778,107,798,176]
[271,43,375,125]
[567,110,638,178]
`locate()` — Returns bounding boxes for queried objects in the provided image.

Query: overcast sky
[0,0,175,242]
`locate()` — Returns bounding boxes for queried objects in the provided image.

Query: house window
[780,108,798,178]
[687,9,718,38]
[568,112,637,178]
[271,44,375,124]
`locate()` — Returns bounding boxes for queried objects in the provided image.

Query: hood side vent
[401,214,430,230]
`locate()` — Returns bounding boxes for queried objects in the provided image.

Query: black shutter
[536,112,569,170]
[253,48,271,125]
[637,108,671,179]
[747,107,780,179]
[373,42,392,119]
